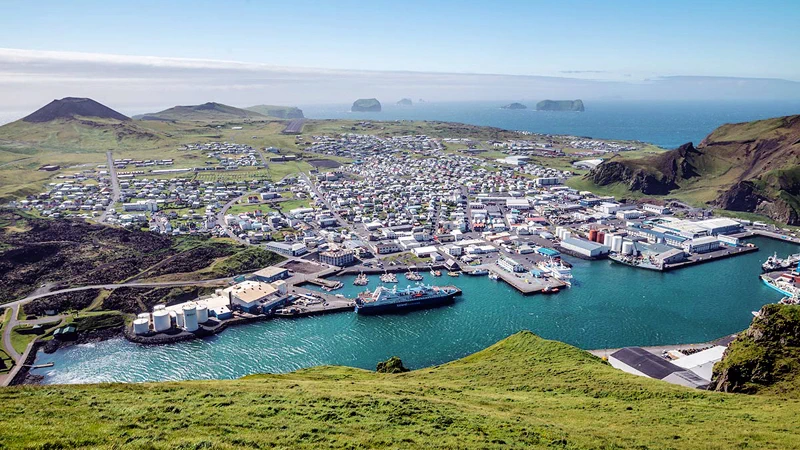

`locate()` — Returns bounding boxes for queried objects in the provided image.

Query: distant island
[501,102,527,110]
[352,98,382,112]
[244,105,304,119]
[396,98,413,106]
[536,100,585,112]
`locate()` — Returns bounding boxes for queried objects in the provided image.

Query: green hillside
[244,104,304,119]
[2,332,800,449]
[134,102,268,122]
[583,115,800,224]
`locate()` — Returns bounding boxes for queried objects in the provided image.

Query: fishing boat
[488,271,499,281]
[405,270,423,281]
[537,259,573,285]
[762,252,800,272]
[379,272,398,283]
[466,269,489,276]
[430,269,442,277]
[447,271,460,277]
[541,285,560,294]
[355,284,459,315]
[322,281,343,292]
[760,273,800,297]
[353,272,369,286]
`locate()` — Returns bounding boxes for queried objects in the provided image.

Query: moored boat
[466,269,489,276]
[430,269,442,277]
[355,284,458,315]
[353,272,369,286]
[447,271,460,277]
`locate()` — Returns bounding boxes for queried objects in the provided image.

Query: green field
[1,332,800,449]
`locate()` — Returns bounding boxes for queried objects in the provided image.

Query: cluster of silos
[620,240,638,256]
[132,302,213,336]
[554,226,571,241]
[610,235,624,253]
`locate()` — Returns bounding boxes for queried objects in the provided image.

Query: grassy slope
[1,332,799,449]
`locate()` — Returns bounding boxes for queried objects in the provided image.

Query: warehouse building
[695,218,743,236]
[266,242,308,257]
[253,266,290,283]
[560,237,610,258]
[682,236,720,254]
[497,255,525,272]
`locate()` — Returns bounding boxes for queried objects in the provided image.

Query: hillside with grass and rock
[585,114,800,224]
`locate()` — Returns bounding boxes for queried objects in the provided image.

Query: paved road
[99,151,121,223]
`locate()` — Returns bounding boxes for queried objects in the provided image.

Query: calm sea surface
[302,100,800,149]
[33,237,799,384]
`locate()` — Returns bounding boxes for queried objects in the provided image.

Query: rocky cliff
[712,303,800,396]
[501,102,527,110]
[536,100,584,112]
[351,98,381,112]
[584,115,800,224]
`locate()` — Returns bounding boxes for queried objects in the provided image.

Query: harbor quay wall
[663,245,758,271]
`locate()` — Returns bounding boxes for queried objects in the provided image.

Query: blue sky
[3,0,799,79]
[1,0,800,117]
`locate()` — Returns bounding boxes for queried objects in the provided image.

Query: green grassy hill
[134,102,268,122]
[583,115,800,224]
[2,331,800,449]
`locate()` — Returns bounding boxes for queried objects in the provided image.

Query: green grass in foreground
[1,332,799,449]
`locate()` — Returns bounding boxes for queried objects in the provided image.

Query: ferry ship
[762,252,800,272]
[355,284,459,315]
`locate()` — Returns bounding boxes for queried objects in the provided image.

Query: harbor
[30,236,800,385]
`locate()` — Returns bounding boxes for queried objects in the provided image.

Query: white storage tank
[175,309,185,328]
[555,226,564,238]
[197,304,209,323]
[137,312,150,321]
[562,231,571,240]
[611,235,623,253]
[133,318,150,335]
[183,304,199,332]
[153,304,166,311]
[603,233,613,247]
[152,310,171,332]
[622,241,634,255]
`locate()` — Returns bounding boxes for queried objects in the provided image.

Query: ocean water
[301,100,800,149]
[33,237,800,384]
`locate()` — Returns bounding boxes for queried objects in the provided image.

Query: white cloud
[1,47,798,121]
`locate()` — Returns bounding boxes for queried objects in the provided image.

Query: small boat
[488,272,499,281]
[541,286,559,294]
[430,269,442,277]
[447,271,460,277]
[405,270,423,281]
[380,272,398,283]
[353,272,369,286]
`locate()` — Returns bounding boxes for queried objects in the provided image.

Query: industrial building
[694,218,743,235]
[266,241,308,257]
[253,266,290,283]
[683,236,720,254]
[560,237,609,258]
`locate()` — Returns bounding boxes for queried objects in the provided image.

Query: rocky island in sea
[536,99,585,112]
[396,98,413,106]
[501,102,527,110]
[351,98,382,112]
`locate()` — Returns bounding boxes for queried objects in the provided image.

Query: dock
[305,278,343,289]
[278,287,355,317]
[490,265,566,295]
[663,244,758,270]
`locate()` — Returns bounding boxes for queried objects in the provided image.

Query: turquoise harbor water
[33,237,800,384]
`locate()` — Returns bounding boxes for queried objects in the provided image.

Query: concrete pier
[490,264,566,295]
